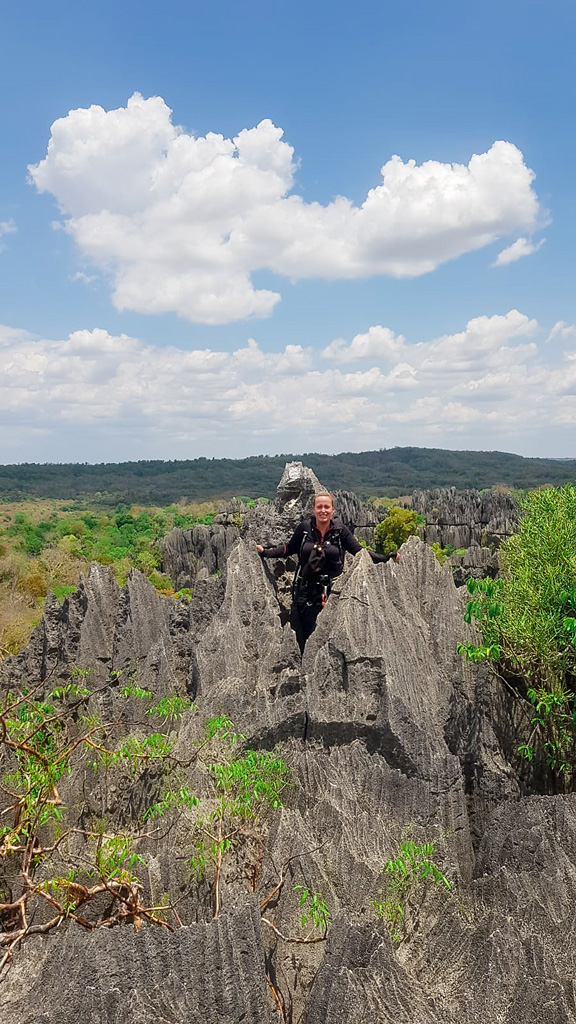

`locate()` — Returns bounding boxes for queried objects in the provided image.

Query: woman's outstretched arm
[257,522,305,559]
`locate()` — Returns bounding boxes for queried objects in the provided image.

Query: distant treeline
[0,448,575,505]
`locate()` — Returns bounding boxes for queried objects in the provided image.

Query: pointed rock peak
[275,461,326,512]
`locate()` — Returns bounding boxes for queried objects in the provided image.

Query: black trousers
[293,582,325,652]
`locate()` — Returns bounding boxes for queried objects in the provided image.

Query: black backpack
[292,515,345,594]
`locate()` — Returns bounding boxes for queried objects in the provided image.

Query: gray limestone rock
[2,479,575,1024]
[159,463,382,591]
[275,460,324,512]
[0,563,196,698]
[1,904,273,1024]
[161,523,239,589]
[450,540,500,586]
[411,486,518,550]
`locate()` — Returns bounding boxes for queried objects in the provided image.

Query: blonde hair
[313,491,334,508]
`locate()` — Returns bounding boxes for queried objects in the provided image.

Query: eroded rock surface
[161,474,517,592]
[161,523,239,589]
[0,904,273,1024]
[411,486,518,550]
[1,477,573,1024]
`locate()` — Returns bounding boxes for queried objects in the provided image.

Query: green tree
[459,484,576,772]
[374,507,424,555]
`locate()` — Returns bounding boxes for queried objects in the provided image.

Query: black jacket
[260,515,394,581]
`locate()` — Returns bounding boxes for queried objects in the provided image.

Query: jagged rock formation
[3,471,574,1024]
[159,461,379,591]
[161,472,517,592]
[161,462,323,589]
[449,540,500,585]
[161,523,239,590]
[410,486,518,550]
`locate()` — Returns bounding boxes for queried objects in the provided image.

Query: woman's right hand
[256,545,264,554]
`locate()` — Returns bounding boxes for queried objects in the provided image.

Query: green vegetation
[145,713,291,919]
[1,448,575,504]
[430,542,467,565]
[458,483,576,774]
[4,503,214,571]
[0,499,218,660]
[0,683,329,982]
[193,746,290,917]
[293,885,331,935]
[0,680,190,972]
[373,838,451,943]
[374,507,425,555]
[140,712,330,953]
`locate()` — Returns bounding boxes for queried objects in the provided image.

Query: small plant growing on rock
[373,838,451,943]
[0,678,194,975]
[430,542,449,565]
[143,715,291,919]
[189,724,291,918]
[293,885,331,937]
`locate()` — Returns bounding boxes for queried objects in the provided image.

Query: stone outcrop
[160,475,518,592]
[449,540,500,585]
[410,486,518,550]
[2,471,572,1024]
[1,905,273,1024]
[274,461,324,512]
[161,523,239,590]
[161,462,324,589]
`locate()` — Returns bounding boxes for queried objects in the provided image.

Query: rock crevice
[1,467,572,1024]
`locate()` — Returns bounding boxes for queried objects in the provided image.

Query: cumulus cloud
[493,236,545,266]
[29,93,542,324]
[1,311,575,462]
[322,326,406,364]
[321,310,539,377]
[0,325,35,347]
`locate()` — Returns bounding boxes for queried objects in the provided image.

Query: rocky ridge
[161,465,517,590]
[1,465,573,1024]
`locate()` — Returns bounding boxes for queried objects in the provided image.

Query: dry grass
[0,496,224,666]
[0,589,42,660]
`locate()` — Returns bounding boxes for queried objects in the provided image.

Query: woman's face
[314,496,333,528]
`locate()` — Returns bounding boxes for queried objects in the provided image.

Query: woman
[257,492,396,650]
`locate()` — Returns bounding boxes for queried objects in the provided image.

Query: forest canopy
[1,447,575,505]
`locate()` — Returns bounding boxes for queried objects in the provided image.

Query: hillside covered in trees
[1,447,575,504]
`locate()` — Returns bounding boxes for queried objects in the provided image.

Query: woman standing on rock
[257,492,396,650]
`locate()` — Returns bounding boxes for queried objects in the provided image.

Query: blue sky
[1,0,575,463]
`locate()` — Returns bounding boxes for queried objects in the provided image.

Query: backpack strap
[330,517,345,564]
[292,515,313,597]
[299,515,313,561]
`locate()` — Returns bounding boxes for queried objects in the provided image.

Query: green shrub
[374,507,424,555]
[430,542,448,565]
[458,484,576,772]
[52,584,77,604]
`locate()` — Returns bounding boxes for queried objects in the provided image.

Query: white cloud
[71,270,98,285]
[0,219,16,250]
[29,93,542,324]
[322,326,406,364]
[0,324,36,347]
[546,321,576,344]
[493,236,545,266]
[320,310,538,377]
[1,311,575,462]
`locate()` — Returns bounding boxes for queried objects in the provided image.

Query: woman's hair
[313,491,334,508]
